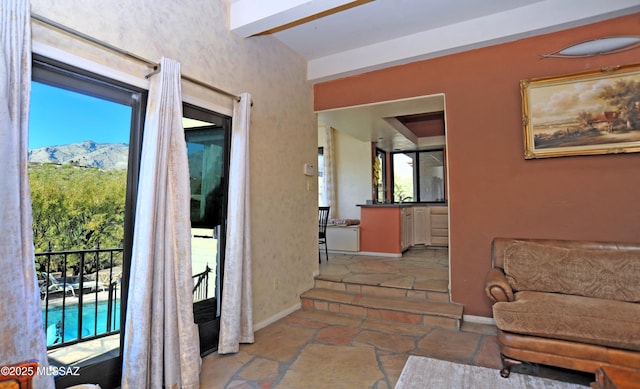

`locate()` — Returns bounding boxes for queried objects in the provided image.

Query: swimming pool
[42,299,120,346]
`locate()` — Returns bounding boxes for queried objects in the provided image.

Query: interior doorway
[316,94,450,293]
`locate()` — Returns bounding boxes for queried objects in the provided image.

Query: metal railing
[38,246,212,350]
[192,264,211,302]
[36,246,122,350]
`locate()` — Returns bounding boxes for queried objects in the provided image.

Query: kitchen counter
[358,204,448,255]
[357,203,447,208]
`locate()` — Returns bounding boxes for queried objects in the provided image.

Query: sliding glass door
[30,55,146,388]
[183,103,231,356]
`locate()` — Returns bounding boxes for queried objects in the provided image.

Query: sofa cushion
[503,240,640,302]
[493,291,640,351]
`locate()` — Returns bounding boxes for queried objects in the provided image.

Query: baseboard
[254,302,301,331]
[463,315,496,325]
[327,250,402,257]
[327,249,359,255]
[356,251,402,258]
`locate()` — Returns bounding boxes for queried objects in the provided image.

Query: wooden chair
[318,206,330,263]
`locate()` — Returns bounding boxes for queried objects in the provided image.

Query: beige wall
[31,0,318,326]
[318,125,372,220]
[335,131,372,219]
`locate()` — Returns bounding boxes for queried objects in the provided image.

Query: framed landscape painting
[521,64,640,159]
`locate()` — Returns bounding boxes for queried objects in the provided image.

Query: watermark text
[1,364,80,377]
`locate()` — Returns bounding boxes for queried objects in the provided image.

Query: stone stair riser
[300,295,461,330]
[314,279,450,303]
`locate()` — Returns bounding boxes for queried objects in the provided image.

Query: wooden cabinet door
[430,206,449,247]
[413,207,430,245]
[401,207,414,250]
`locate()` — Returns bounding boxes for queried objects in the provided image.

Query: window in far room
[393,152,415,202]
[392,149,445,203]
[417,149,445,202]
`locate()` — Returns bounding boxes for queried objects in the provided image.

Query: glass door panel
[183,104,230,356]
[30,56,146,388]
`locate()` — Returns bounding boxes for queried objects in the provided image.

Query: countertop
[357,202,447,208]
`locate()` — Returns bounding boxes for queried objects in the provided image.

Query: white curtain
[121,57,200,389]
[218,93,254,354]
[0,2,54,388]
[323,126,338,219]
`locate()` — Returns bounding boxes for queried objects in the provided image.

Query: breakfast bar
[358,203,448,256]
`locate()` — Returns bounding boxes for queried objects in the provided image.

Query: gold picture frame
[521,64,640,159]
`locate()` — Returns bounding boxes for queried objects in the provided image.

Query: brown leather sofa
[485,238,640,378]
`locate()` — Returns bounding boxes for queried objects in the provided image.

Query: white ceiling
[228,0,640,150]
[317,94,446,151]
[229,0,640,82]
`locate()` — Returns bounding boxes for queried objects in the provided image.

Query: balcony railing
[192,264,212,302]
[38,246,213,350]
[36,246,122,350]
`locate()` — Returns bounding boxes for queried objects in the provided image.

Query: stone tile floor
[200,248,594,388]
[318,247,450,293]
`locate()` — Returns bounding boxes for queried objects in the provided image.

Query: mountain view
[28,140,129,170]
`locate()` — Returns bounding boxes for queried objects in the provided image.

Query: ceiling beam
[230,0,371,38]
[307,0,640,82]
[383,118,418,146]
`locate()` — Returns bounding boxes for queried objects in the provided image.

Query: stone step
[315,272,449,294]
[314,278,451,303]
[300,288,464,330]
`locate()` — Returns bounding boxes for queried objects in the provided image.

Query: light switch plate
[303,163,315,176]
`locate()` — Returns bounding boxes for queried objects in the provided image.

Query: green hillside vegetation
[30,163,126,273]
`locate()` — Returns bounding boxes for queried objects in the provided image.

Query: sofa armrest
[484,267,514,303]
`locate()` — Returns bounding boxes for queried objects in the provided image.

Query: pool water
[42,299,120,346]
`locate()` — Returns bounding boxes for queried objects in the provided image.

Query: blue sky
[29,81,132,150]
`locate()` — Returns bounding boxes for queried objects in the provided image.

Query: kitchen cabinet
[401,207,413,251]
[430,206,449,246]
[413,207,429,245]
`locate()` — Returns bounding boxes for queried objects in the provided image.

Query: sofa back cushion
[502,240,640,303]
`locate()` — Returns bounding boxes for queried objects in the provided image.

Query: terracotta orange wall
[314,13,640,317]
[360,207,402,254]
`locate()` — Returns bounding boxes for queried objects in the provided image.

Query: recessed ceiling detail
[317,95,446,151]
[396,112,445,138]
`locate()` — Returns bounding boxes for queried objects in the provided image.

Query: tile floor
[318,247,450,294]
[200,248,594,388]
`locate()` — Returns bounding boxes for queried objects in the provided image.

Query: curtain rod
[31,13,242,102]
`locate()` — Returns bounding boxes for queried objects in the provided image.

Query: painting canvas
[521,64,640,158]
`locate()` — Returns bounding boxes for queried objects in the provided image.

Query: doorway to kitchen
[316,94,450,295]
